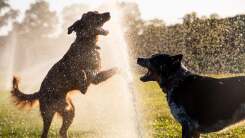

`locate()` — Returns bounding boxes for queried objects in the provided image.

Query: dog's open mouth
[96,12,111,35]
[96,27,109,35]
[140,68,154,82]
[137,58,154,82]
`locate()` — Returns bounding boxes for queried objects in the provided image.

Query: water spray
[6,31,17,91]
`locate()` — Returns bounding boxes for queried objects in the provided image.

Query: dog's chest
[167,91,187,122]
[166,89,198,128]
[73,47,101,70]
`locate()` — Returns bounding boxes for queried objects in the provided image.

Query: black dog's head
[137,54,183,85]
[68,11,110,36]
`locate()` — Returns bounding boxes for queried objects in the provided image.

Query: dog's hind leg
[182,123,192,138]
[58,99,75,138]
[182,123,200,138]
[192,131,200,138]
[40,108,55,138]
[92,68,117,84]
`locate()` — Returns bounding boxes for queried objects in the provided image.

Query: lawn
[0,92,97,138]
[0,74,245,138]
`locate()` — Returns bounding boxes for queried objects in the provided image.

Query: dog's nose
[102,12,110,18]
[137,58,148,67]
[104,12,110,16]
[137,58,143,64]
[101,12,110,21]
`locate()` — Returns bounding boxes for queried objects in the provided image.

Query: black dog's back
[174,75,245,128]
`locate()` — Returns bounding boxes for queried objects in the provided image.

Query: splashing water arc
[4,31,17,90]
[70,2,141,137]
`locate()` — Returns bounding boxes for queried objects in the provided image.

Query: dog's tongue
[102,30,109,35]
[140,75,148,82]
[140,70,151,82]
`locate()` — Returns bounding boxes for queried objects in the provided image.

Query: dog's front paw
[91,68,118,84]
[108,67,118,76]
[101,67,118,78]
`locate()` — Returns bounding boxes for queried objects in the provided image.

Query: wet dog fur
[11,11,117,138]
[137,54,245,138]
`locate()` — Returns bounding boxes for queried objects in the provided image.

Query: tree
[61,3,88,33]
[13,1,58,38]
[210,13,219,20]
[0,0,18,29]
[0,0,18,46]
[119,2,144,58]
[12,0,59,71]
[119,2,142,28]
[54,3,89,47]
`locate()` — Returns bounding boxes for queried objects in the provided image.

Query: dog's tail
[11,76,40,109]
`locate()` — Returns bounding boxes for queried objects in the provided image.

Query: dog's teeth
[104,30,109,35]
[96,28,109,35]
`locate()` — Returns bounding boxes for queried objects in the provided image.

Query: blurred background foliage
[119,2,245,74]
[0,1,245,74]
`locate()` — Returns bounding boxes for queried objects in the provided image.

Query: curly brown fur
[11,11,117,138]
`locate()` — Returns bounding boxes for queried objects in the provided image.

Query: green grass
[1,74,245,138]
[0,92,96,138]
[134,76,245,138]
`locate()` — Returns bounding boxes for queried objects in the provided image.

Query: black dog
[11,11,117,138]
[137,54,245,138]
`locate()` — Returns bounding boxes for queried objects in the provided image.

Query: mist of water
[70,2,141,137]
[0,31,17,91]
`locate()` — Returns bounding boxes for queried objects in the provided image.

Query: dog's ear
[171,54,183,64]
[68,26,73,34]
[68,12,89,35]
[68,23,76,34]
[68,20,82,34]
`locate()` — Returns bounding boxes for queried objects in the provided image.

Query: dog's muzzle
[102,12,111,21]
[96,12,111,35]
[137,58,153,82]
[137,58,150,68]
[100,12,111,24]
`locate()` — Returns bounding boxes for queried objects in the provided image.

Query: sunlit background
[0,0,245,137]
[8,0,245,24]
